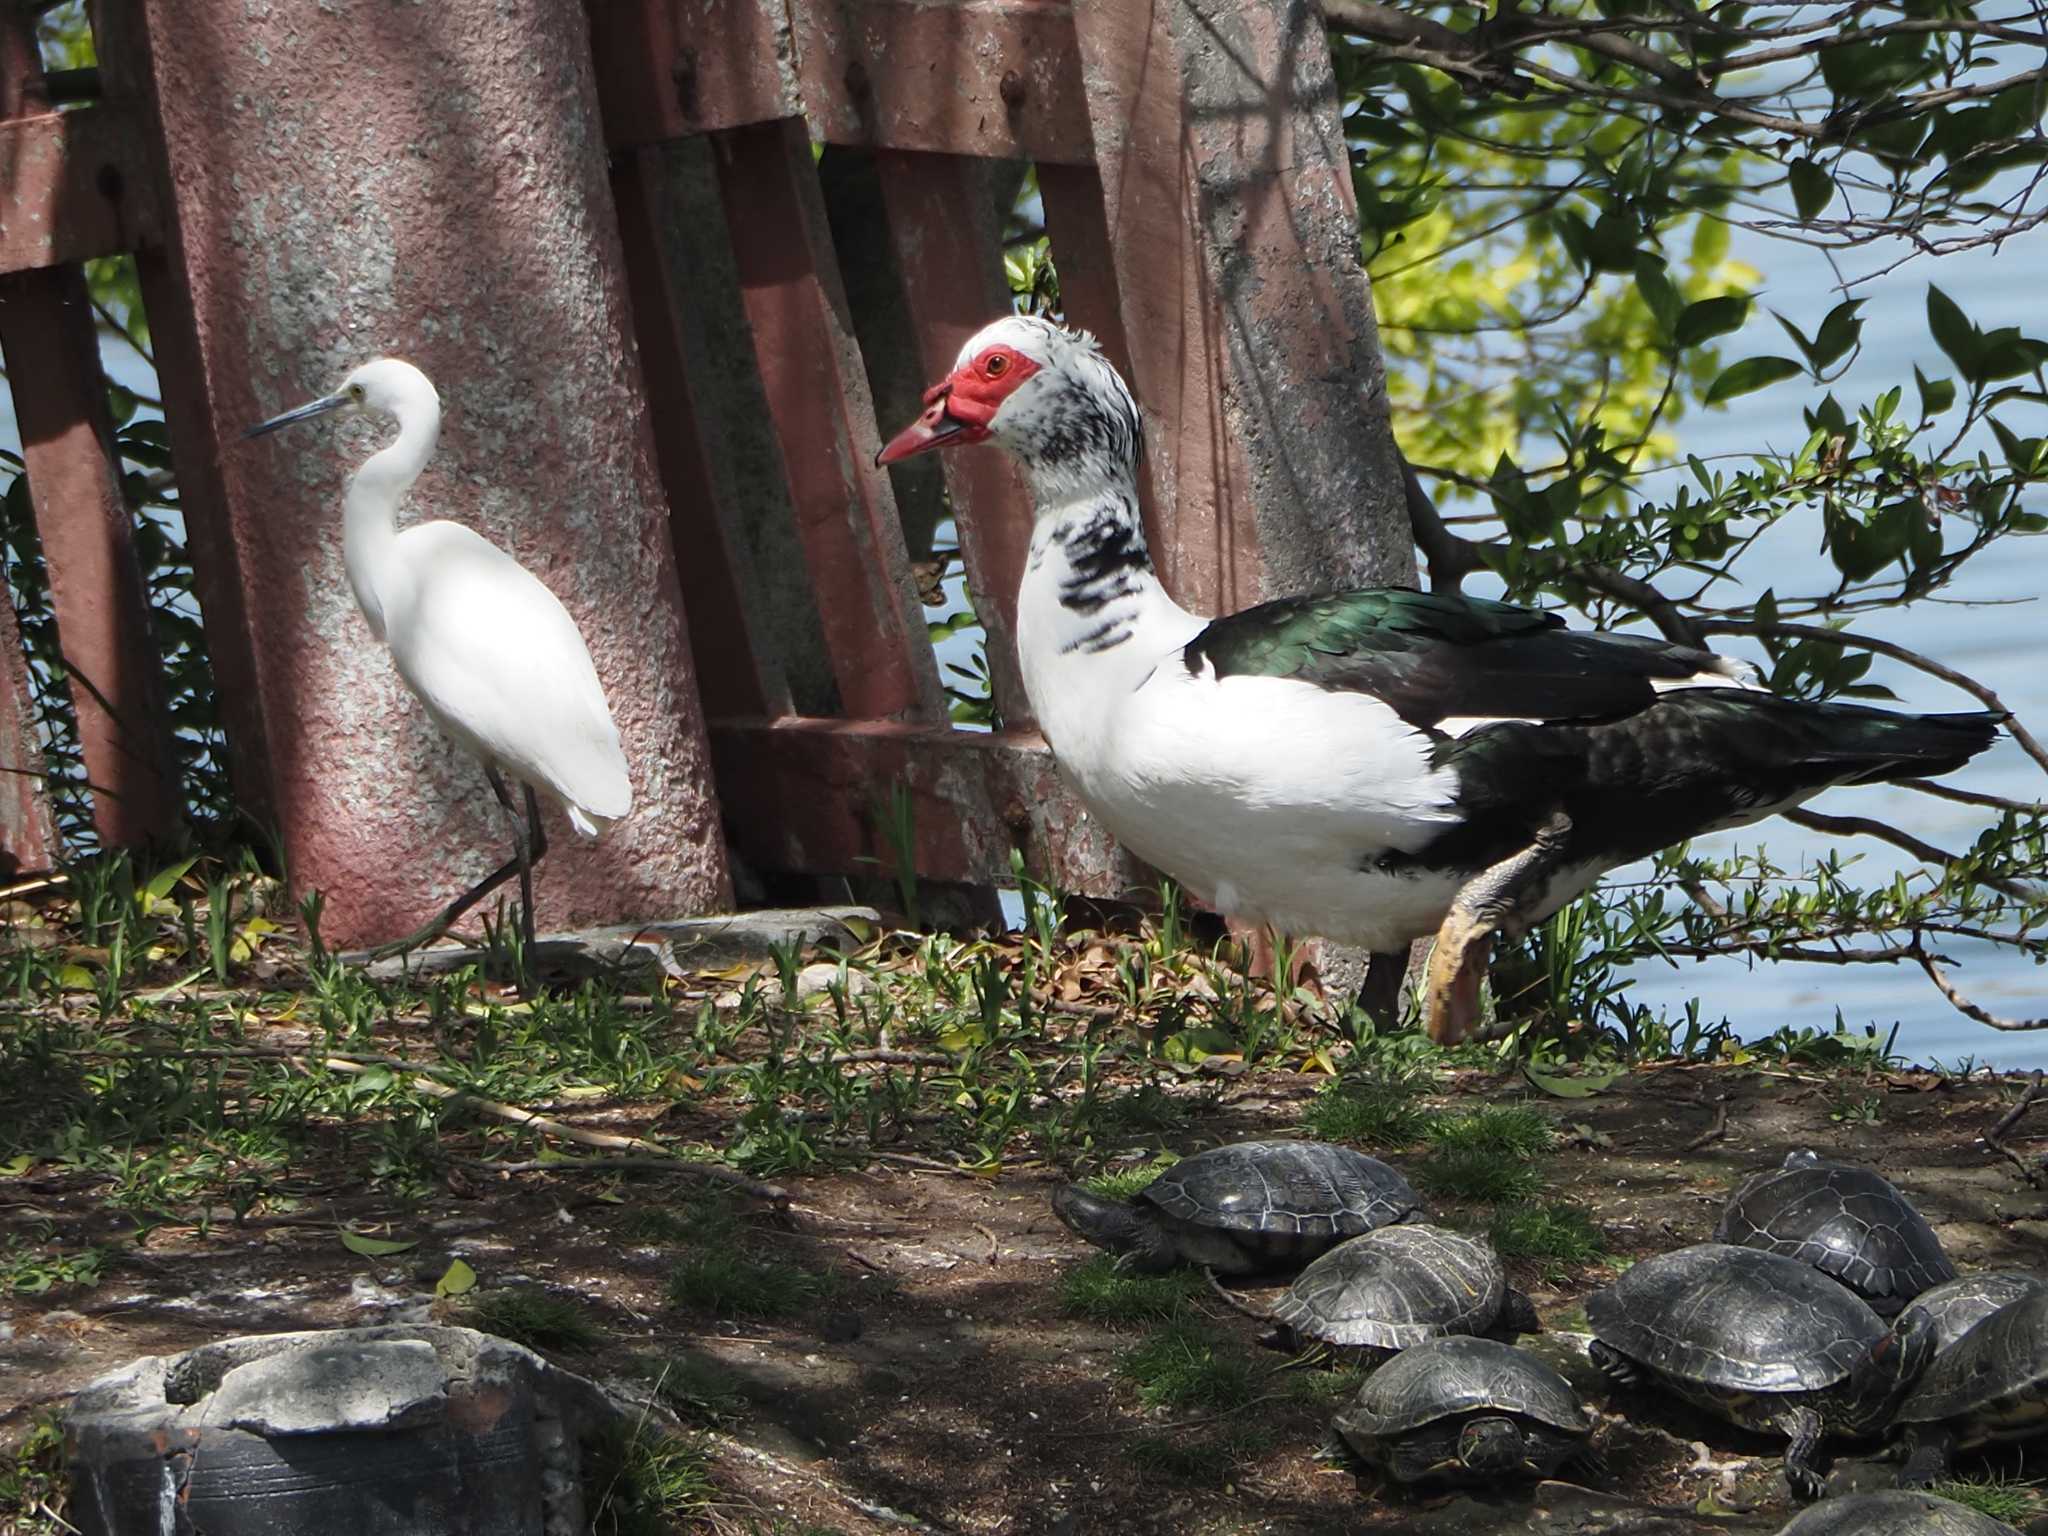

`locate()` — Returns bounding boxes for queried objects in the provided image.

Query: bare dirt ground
[6,1022,2047,1536]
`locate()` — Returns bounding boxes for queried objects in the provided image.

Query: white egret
[246,358,632,955]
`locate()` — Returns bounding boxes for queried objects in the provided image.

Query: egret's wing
[386,524,632,827]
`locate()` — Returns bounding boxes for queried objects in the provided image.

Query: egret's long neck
[343,404,439,641]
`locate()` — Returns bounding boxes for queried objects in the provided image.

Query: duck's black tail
[1767,699,2005,785]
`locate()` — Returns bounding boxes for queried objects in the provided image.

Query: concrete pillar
[95,0,729,943]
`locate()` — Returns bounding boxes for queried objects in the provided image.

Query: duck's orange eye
[985,353,1009,377]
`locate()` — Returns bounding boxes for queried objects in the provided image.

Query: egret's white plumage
[249,357,631,950]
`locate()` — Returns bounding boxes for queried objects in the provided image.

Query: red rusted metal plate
[0,107,159,276]
[0,264,184,849]
[795,0,1092,165]
[95,0,732,945]
[872,149,1035,728]
[611,148,784,720]
[714,117,946,723]
[712,716,1148,897]
[585,0,800,150]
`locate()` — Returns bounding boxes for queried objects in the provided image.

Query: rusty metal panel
[611,148,786,720]
[94,0,733,946]
[794,0,1092,165]
[872,150,1035,728]
[0,106,159,276]
[585,0,801,149]
[712,716,1147,897]
[1061,0,1415,612]
[0,264,184,849]
[713,117,945,723]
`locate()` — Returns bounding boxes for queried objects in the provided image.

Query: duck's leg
[1353,949,1410,1026]
[1423,810,1574,1045]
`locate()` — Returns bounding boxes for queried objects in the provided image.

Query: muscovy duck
[878,316,2001,1043]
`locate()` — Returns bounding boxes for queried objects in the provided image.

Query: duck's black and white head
[877,315,1141,502]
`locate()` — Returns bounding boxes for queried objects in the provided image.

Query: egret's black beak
[244,391,351,439]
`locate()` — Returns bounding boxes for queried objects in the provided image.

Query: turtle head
[1457,1415,1531,1476]
[1496,1287,1543,1338]
[1051,1183,1175,1271]
[1844,1306,1937,1433]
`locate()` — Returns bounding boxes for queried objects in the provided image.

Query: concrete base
[64,1325,620,1536]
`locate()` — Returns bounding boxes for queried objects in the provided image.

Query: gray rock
[66,1324,621,1536]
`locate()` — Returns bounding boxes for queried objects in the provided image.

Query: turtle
[1892,1290,2048,1487]
[1050,1140,1423,1274]
[1211,1223,1538,1355]
[1770,1489,2023,1535]
[1715,1148,1954,1316]
[1895,1270,2048,1354]
[1585,1243,1934,1501]
[1333,1335,1592,1485]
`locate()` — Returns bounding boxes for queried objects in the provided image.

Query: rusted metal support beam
[0,108,159,276]
[1061,0,1416,609]
[713,117,945,723]
[587,0,1094,164]
[1,5,178,854]
[0,266,184,849]
[712,717,1148,898]
[873,150,1036,728]
[0,583,56,874]
[93,0,732,945]
[611,148,785,721]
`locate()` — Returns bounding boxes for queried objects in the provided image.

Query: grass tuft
[668,1251,824,1320]
[463,1286,604,1352]
[1082,1158,1174,1201]
[1302,1079,1441,1148]
[588,1424,718,1536]
[641,1352,747,1426]
[1488,1201,1608,1276]
[1930,1474,2042,1524]
[1427,1105,1554,1157]
[1119,1320,1257,1411]
[1060,1254,1202,1325]
[1418,1147,1544,1202]
[1128,1423,1275,1484]
[0,1417,67,1535]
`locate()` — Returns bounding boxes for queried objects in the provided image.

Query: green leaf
[1586,209,1640,273]
[435,1259,477,1298]
[1810,300,1865,370]
[1524,1063,1624,1099]
[1913,365,1955,418]
[1633,255,1681,341]
[340,1228,418,1257]
[1706,356,1802,404]
[1675,295,1751,348]
[140,855,198,908]
[1788,158,1833,221]
[1926,286,1980,379]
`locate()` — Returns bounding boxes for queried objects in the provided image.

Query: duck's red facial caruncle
[875,344,1041,465]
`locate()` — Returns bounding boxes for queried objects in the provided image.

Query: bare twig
[1783,808,2035,903]
[1679,1099,1730,1154]
[1912,949,2048,1033]
[452,1155,786,1202]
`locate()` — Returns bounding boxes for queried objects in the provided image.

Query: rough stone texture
[353,904,879,981]
[65,1324,619,1536]
[100,0,730,945]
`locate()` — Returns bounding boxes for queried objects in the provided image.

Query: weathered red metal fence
[0,0,1415,944]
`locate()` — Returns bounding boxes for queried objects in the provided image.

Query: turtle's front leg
[1423,810,1574,1044]
[1778,1405,1829,1503]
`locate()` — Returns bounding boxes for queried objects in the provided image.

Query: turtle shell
[1895,1291,2048,1431]
[1585,1243,1886,1393]
[1770,1489,2022,1535]
[1715,1149,1953,1315]
[1335,1337,1589,1484]
[1341,1335,1589,1438]
[1268,1224,1506,1349]
[1895,1271,2048,1355]
[1140,1140,1422,1256]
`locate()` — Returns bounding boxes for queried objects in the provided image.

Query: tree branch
[1913,946,2048,1032]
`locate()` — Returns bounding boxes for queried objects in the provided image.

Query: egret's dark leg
[1353,949,1409,1027]
[365,769,540,960]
